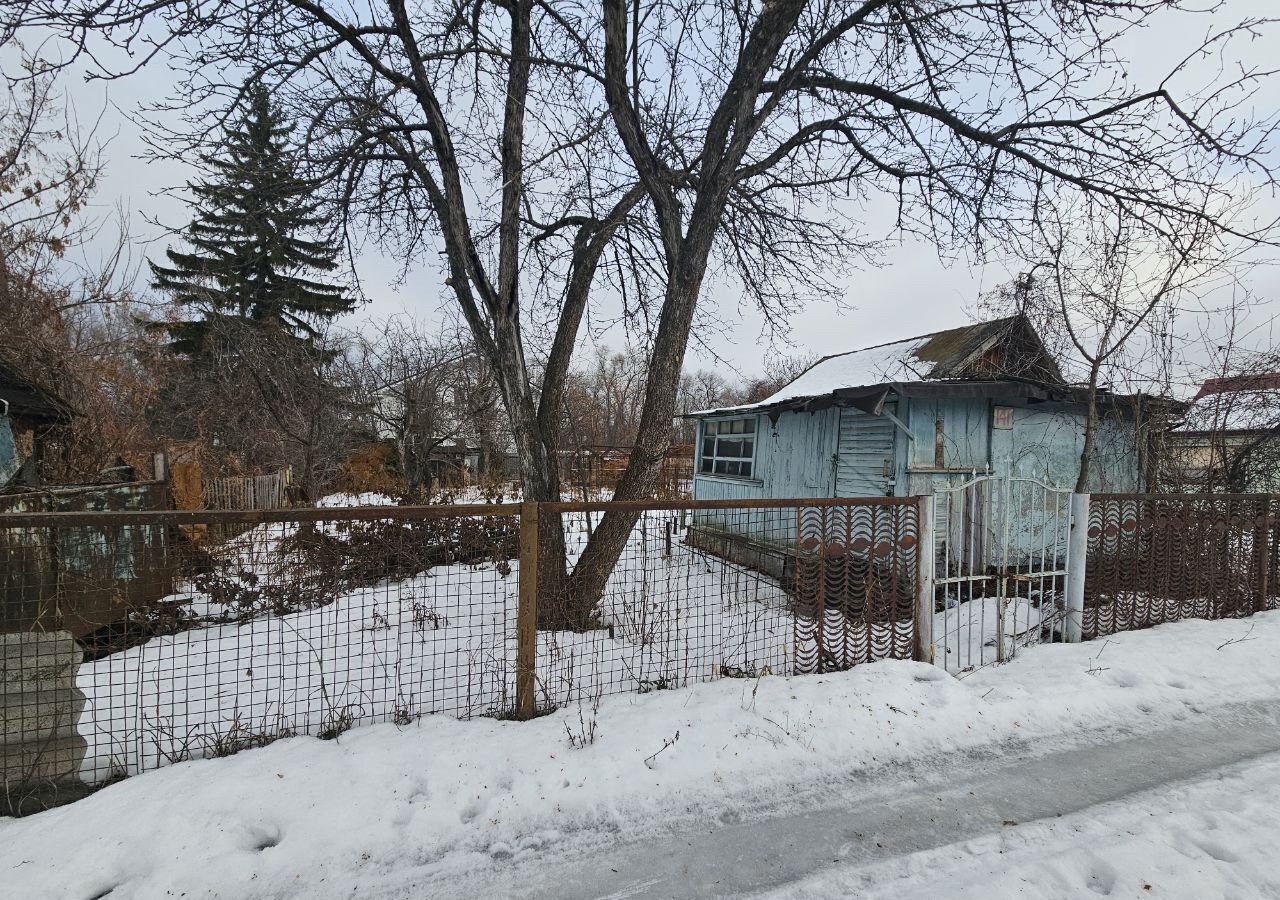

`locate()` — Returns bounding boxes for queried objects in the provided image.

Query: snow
[695,335,934,414]
[314,491,399,508]
[7,612,1280,899]
[761,749,1280,900]
[72,509,796,781]
[934,594,1058,674]
[1175,387,1280,434]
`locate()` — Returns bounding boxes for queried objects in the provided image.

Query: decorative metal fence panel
[1084,494,1279,639]
[792,502,921,673]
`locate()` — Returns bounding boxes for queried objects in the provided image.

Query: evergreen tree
[150,83,352,355]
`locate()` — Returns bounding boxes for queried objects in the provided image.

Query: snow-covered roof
[694,316,1059,416]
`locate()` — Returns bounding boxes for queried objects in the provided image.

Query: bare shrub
[192,515,518,620]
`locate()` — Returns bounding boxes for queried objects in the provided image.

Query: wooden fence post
[914,495,935,665]
[1064,492,1090,643]
[515,500,539,720]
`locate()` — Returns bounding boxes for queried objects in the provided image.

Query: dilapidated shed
[0,357,71,488]
[686,316,1159,573]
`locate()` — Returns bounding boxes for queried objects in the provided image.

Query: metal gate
[931,476,1072,673]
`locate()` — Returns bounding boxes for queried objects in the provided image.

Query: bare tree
[561,345,649,450]
[345,316,502,492]
[151,318,355,500]
[992,208,1220,491]
[675,369,747,443]
[0,50,104,269]
[0,58,154,482]
[9,1,1277,625]
[1166,304,1280,493]
[741,351,822,404]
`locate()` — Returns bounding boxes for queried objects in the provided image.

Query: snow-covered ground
[73,488,1038,781]
[763,749,1280,900]
[6,611,1280,899]
[74,505,798,780]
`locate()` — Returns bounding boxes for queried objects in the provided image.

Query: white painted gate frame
[916,475,1091,672]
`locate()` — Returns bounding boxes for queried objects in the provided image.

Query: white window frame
[698,416,758,479]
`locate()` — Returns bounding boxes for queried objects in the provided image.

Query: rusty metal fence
[12,487,1280,811]
[0,496,925,803]
[1084,494,1280,639]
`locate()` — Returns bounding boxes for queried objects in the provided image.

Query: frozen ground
[463,698,1280,900]
[4,611,1280,899]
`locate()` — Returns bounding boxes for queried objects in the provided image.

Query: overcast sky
[38,0,1280,394]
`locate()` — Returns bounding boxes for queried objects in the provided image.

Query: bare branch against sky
[0,1,1273,383]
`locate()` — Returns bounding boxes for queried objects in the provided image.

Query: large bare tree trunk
[561,0,808,614]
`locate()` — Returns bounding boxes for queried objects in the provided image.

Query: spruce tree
[150,83,352,356]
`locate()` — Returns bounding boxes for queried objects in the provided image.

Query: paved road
[402,700,1280,900]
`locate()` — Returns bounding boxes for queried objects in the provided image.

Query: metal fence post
[1256,496,1272,614]
[515,500,539,719]
[1064,492,1090,643]
[914,495,936,664]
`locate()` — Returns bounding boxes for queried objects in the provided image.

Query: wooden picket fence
[202,469,293,511]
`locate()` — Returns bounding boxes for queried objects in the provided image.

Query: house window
[700,417,756,478]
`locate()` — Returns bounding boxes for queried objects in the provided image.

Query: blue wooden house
[686,316,1155,573]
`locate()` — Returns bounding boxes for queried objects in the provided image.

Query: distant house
[685,316,1161,573]
[0,357,71,488]
[1167,374,1280,493]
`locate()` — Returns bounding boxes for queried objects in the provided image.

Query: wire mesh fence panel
[1084,494,1278,639]
[0,506,521,791]
[531,498,923,712]
[1,497,925,801]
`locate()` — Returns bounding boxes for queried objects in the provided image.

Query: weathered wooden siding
[991,406,1140,491]
[692,409,837,546]
[905,396,991,470]
[693,409,837,503]
[0,416,18,485]
[691,396,1142,567]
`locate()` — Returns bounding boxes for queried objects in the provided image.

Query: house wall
[904,396,991,471]
[1164,432,1280,493]
[691,409,837,559]
[0,416,17,486]
[691,395,1143,571]
[0,413,41,488]
[991,405,1140,492]
[835,406,898,497]
[694,408,837,503]
[695,397,1142,502]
